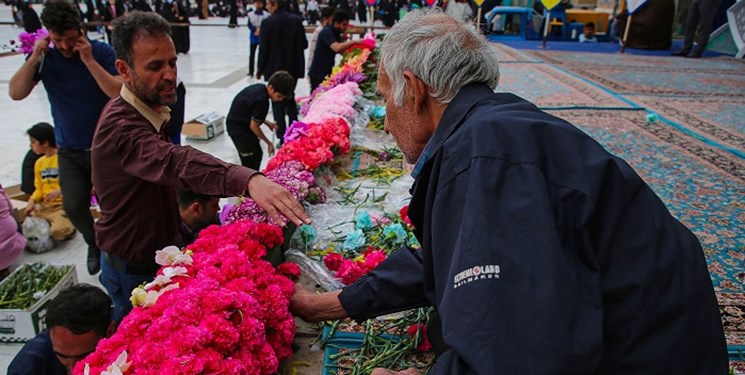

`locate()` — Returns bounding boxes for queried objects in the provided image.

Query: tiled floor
[0,6,322,367]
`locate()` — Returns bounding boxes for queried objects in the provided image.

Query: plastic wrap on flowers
[75,220,301,375]
[351,97,372,131]
[285,249,343,292]
[350,128,399,153]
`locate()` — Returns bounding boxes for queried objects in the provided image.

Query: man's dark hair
[267,71,295,96]
[40,0,81,35]
[585,22,595,29]
[111,11,171,66]
[27,122,56,148]
[45,284,112,337]
[321,6,335,19]
[267,0,287,10]
[177,189,214,210]
[332,9,350,24]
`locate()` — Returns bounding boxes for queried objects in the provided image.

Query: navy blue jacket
[339,84,728,374]
[256,9,307,80]
[7,331,66,375]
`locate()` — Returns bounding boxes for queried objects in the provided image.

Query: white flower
[144,266,189,290]
[130,287,159,307]
[101,350,131,375]
[154,246,193,266]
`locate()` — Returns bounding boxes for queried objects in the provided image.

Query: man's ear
[402,70,428,113]
[115,59,131,82]
[190,202,202,215]
[105,320,116,338]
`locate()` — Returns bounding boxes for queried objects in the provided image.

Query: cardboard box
[183,112,225,141]
[0,264,78,343]
[4,184,28,201]
[9,198,27,225]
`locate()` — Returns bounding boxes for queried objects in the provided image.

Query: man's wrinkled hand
[289,283,313,320]
[247,174,311,226]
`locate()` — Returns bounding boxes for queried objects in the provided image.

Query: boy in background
[247,0,270,77]
[24,122,75,243]
[579,22,597,43]
[226,71,295,170]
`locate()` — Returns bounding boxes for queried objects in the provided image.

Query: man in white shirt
[247,0,270,76]
[307,0,320,24]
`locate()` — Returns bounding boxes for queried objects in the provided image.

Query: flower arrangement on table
[299,206,418,286]
[76,220,302,375]
[223,115,352,226]
[75,26,380,375]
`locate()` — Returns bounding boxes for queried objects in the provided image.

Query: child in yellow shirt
[24,123,74,242]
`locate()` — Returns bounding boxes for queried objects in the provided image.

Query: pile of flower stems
[323,307,434,375]
[0,263,72,309]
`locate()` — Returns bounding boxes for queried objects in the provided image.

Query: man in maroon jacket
[91,11,310,318]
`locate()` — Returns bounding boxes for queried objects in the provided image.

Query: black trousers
[248,42,259,75]
[310,75,324,93]
[270,78,298,144]
[57,148,99,257]
[229,133,263,170]
[682,0,721,54]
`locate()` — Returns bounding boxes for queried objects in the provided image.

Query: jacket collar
[411,82,494,179]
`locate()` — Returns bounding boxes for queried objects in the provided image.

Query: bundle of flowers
[2,28,48,54]
[300,41,375,116]
[345,34,376,53]
[76,220,302,375]
[224,111,352,226]
[302,82,362,124]
[223,161,325,225]
[312,207,418,285]
[265,116,351,173]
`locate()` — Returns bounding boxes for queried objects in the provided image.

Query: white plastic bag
[22,216,54,254]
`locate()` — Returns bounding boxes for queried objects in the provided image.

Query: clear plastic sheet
[285,249,343,292]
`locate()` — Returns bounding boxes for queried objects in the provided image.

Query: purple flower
[223,160,325,225]
[17,29,49,55]
[284,121,310,144]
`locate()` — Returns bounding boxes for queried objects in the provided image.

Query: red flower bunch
[406,323,432,352]
[323,246,387,285]
[399,205,413,228]
[346,38,376,52]
[265,116,351,172]
[76,220,299,375]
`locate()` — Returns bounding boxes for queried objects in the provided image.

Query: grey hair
[380,8,500,107]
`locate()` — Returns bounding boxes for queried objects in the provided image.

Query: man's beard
[131,74,177,107]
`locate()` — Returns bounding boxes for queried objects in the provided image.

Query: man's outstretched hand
[247,174,311,226]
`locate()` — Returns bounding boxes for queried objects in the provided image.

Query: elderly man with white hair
[291,9,727,374]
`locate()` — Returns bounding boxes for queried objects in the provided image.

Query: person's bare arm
[75,36,122,98]
[330,40,355,53]
[250,119,275,156]
[9,36,47,100]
